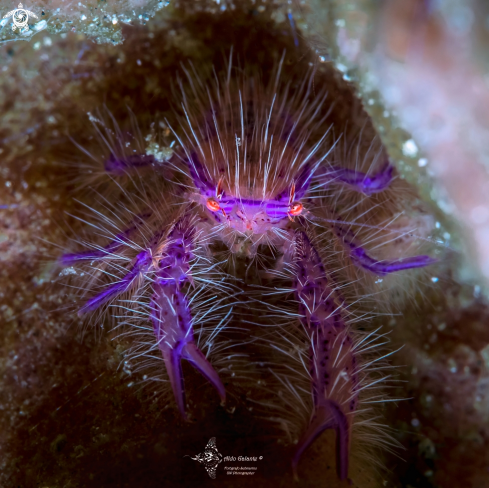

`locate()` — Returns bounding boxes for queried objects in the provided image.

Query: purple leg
[104,153,156,176]
[275,161,395,202]
[350,247,436,275]
[60,213,150,265]
[333,222,437,275]
[186,152,217,198]
[292,231,359,480]
[317,163,394,195]
[151,215,225,420]
[78,250,152,315]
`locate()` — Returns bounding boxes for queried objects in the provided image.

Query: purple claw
[292,402,350,481]
[162,341,187,417]
[183,342,226,402]
[156,331,226,420]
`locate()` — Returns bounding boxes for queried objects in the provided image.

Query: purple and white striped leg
[150,215,225,420]
[291,231,359,481]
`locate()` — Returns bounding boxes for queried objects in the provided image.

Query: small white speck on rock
[402,139,419,157]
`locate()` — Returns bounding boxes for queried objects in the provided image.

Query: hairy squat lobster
[60,60,435,481]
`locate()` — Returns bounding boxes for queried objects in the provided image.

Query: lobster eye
[206,198,221,212]
[289,202,303,216]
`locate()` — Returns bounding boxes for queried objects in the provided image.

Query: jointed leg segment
[332,220,437,275]
[291,231,358,480]
[278,160,395,201]
[60,213,150,265]
[150,215,225,420]
[317,163,394,195]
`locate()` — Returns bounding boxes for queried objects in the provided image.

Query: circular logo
[12,8,28,29]
[3,3,38,32]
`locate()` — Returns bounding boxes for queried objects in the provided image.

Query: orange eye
[289,202,303,216]
[206,198,221,212]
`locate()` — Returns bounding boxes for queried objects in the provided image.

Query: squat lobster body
[61,61,435,481]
